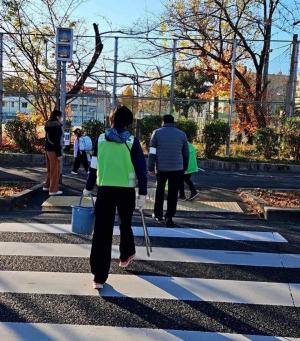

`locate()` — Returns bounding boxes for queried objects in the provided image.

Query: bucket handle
[78,193,95,208]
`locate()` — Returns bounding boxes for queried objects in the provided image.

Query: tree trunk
[213,97,219,119]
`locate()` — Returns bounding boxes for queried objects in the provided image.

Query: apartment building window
[2,101,6,107]
[21,102,28,108]
[11,102,15,108]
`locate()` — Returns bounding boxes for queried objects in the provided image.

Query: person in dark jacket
[83,105,147,289]
[44,109,63,196]
[148,114,189,227]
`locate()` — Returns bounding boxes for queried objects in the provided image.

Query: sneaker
[71,171,78,175]
[152,213,164,223]
[178,195,186,201]
[42,187,49,191]
[188,191,200,201]
[92,281,104,290]
[165,217,176,227]
[49,190,63,196]
[119,254,135,268]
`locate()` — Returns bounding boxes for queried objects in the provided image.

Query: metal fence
[0,32,299,147]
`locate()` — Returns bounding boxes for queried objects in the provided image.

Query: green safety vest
[185,143,198,174]
[96,134,136,188]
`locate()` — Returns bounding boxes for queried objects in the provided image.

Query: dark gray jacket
[148,123,189,172]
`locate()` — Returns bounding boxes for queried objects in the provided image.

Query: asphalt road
[193,169,300,190]
[0,209,299,339]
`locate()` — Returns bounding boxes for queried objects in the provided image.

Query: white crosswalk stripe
[0,223,288,242]
[1,241,299,267]
[0,323,299,341]
[0,221,299,340]
[0,271,298,306]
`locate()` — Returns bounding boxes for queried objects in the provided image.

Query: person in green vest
[83,106,147,289]
[178,142,199,201]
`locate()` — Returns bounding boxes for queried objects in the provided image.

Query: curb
[238,190,267,216]
[264,207,300,223]
[238,188,300,223]
[200,159,300,173]
[0,183,43,211]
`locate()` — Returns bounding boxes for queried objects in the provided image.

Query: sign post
[55,27,73,185]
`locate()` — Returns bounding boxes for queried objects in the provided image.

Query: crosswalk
[0,221,299,340]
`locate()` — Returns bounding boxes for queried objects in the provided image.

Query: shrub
[139,115,199,147]
[281,118,300,160]
[254,127,279,160]
[82,119,105,142]
[140,115,162,146]
[176,119,198,141]
[203,120,230,158]
[5,117,38,153]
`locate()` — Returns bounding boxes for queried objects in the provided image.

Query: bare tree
[1,0,103,121]
[151,0,300,128]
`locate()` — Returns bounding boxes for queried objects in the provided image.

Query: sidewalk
[1,166,246,214]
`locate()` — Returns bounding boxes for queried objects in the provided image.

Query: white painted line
[290,283,300,307]
[0,242,296,268]
[0,271,296,306]
[282,254,300,268]
[0,223,71,233]
[0,323,298,341]
[0,223,288,243]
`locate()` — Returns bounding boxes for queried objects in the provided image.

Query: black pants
[72,151,89,172]
[154,170,183,219]
[90,187,136,283]
[179,173,197,196]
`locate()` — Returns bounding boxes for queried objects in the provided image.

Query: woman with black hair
[83,105,147,289]
[43,109,63,196]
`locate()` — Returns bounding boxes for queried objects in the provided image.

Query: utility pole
[286,34,299,117]
[156,66,163,115]
[291,39,299,116]
[226,39,237,157]
[0,33,3,147]
[169,39,177,115]
[112,37,119,108]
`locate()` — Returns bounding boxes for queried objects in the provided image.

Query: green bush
[203,120,230,158]
[82,119,105,142]
[281,118,300,160]
[139,115,199,147]
[254,127,279,160]
[5,117,38,153]
[140,115,162,146]
[176,119,198,141]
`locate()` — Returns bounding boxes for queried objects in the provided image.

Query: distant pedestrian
[178,142,199,201]
[148,114,189,227]
[44,109,63,196]
[83,105,147,289]
[71,128,92,174]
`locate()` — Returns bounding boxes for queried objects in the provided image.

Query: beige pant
[45,151,60,193]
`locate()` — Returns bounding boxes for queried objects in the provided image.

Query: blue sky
[74,0,164,32]
[71,0,295,78]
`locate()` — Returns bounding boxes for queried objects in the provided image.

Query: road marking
[0,223,287,242]
[290,283,300,307]
[0,242,298,268]
[0,271,296,306]
[0,323,298,341]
